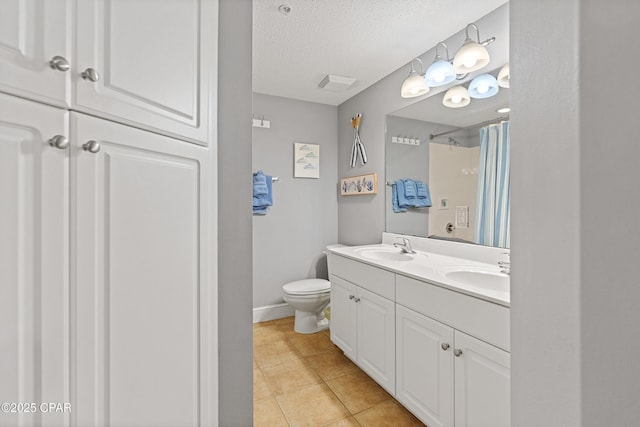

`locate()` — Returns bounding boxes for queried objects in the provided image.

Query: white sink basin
[440,266,509,292]
[354,247,423,262]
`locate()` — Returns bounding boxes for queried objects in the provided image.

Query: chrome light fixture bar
[400,22,496,98]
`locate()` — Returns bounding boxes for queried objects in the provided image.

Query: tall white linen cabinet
[0,1,219,426]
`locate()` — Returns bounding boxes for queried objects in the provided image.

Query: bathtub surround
[252,93,339,316]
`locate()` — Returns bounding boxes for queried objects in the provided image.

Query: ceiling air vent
[318,74,356,91]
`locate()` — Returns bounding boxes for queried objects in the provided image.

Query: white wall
[511,0,640,425]
[337,4,509,245]
[252,93,338,308]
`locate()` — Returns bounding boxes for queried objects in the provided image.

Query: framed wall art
[293,142,320,178]
[340,173,378,196]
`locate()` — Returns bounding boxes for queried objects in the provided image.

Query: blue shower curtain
[474,121,510,247]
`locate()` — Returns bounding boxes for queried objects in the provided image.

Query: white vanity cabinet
[0,0,216,145]
[396,304,454,427]
[328,250,511,427]
[328,255,396,394]
[396,274,510,427]
[453,330,510,427]
[396,304,510,427]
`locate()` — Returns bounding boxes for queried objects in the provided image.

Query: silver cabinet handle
[454,349,463,357]
[82,140,101,153]
[48,135,69,149]
[81,68,100,82]
[441,343,450,351]
[354,297,360,303]
[348,295,354,300]
[49,56,69,72]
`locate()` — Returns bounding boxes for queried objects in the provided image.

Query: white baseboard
[253,303,295,323]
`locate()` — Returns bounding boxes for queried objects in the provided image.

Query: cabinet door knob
[348,295,354,300]
[441,343,450,351]
[49,56,70,72]
[81,68,100,82]
[82,140,101,153]
[48,135,69,149]
[454,349,463,357]
[354,297,360,303]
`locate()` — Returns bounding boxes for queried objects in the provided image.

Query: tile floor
[254,317,425,427]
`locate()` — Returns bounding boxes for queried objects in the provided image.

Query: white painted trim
[253,303,295,323]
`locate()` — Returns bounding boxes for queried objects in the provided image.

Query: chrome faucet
[498,252,510,275]
[394,237,416,254]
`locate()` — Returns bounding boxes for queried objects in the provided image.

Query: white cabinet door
[71,112,212,426]
[329,275,357,361]
[357,286,395,394]
[74,0,217,144]
[454,331,510,427]
[0,94,69,427]
[396,305,454,427]
[0,0,69,107]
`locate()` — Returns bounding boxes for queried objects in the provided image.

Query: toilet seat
[283,279,330,295]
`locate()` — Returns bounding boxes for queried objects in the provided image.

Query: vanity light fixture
[453,23,492,74]
[497,63,510,88]
[497,107,511,114]
[400,58,429,98]
[442,85,471,108]
[468,73,499,99]
[424,42,456,87]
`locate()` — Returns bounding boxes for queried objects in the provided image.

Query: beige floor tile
[254,368,273,402]
[255,339,302,369]
[305,350,360,381]
[262,358,322,396]
[254,397,290,427]
[276,383,350,427]
[289,331,338,356]
[322,416,361,427]
[274,316,295,325]
[326,371,392,414]
[354,400,424,427]
[254,323,288,347]
[254,320,276,329]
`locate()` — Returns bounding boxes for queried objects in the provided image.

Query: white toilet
[282,279,331,334]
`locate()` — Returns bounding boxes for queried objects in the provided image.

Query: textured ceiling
[253,0,508,106]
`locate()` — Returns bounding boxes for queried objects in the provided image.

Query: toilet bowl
[282,279,331,334]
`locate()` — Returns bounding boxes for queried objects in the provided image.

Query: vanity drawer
[328,254,395,301]
[396,274,510,351]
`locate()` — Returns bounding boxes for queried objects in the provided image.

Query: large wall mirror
[385,64,510,248]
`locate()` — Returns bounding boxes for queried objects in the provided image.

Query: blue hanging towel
[392,183,407,213]
[403,179,417,199]
[415,181,432,207]
[253,171,273,215]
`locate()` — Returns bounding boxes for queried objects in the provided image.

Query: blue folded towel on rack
[253,171,273,215]
[403,179,417,199]
[392,183,407,213]
[415,181,432,207]
[393,179,432,211]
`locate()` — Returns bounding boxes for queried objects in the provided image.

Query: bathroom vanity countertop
[328,244,510,307]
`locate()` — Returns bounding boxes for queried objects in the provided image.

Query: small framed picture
[293,142,320,179]
[340,173,378,196]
